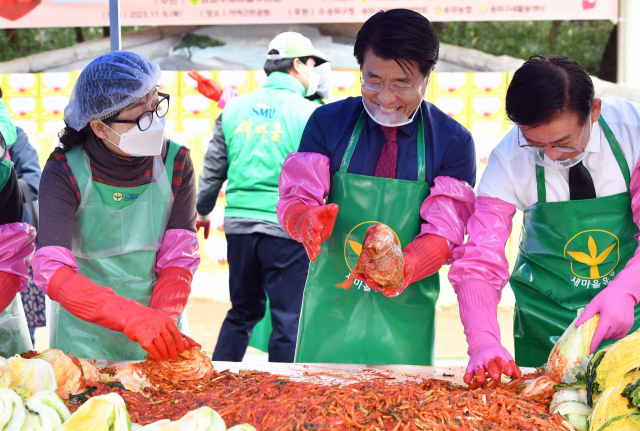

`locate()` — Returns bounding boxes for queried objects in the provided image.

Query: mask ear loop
[100,120,124,148]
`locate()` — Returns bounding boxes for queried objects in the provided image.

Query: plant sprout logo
[343,221,400,271]
[113,192,123,202]
[564,230,620,280]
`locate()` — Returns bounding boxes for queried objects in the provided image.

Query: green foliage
[437,20,615,76]
[0,26,148,63]
[175,33,225,60]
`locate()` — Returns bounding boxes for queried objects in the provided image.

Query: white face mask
[362,77,428,127]
[534,150,589,169]
[103,116,166,157]
[301,62,320,98]
[362,97,420,128]
[315,62,332,100]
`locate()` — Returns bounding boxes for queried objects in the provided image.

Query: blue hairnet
[64,51,161,131]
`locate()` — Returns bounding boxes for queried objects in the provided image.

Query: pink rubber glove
[354,234,450,298]
[457,280,521,386]
[466,343,520,386]
[575,274,640,354]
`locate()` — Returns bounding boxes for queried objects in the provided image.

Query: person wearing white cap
[196,32,326,362]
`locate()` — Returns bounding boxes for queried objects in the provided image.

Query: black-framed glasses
[518,116,590,153]
[360,74,425,95]
[111,92,170,131]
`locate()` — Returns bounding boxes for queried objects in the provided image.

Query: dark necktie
[374,126,398,179]
[569,161,596,200]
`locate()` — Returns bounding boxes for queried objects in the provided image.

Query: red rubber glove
[196,214,211,239]
[149,267,192,324]
[188,70,224,101]
[355,234,450,298]
[283,203,339,261]
[0,271,20,313]
[181,333,201,350]
[49,265,186,361]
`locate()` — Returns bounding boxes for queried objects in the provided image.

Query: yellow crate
[26,132,52,167]
[469,95,506,122]
[5,96,39,120]
[39,71,78,96]
[179,70,212,96]
[11,119,38,135]
[1,73,39,97]
[39,119,66,137]
[180,94,215,119]
[157,71,180,95]
[432,94,469,128]
[432,72,471,96]
[214,70,252,95]
[165,95,180,120]
[331,68,360,98]
[180,117,215,136]
[39,95,69,120]
[250,69,268,90]
[469,72,508,95]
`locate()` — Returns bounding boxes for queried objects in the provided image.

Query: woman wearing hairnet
[32,51,200,361]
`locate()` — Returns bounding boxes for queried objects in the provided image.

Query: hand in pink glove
[575,283,638,354]
[456,280,522,386]
[354,234,451,298]
[464,343,521,386]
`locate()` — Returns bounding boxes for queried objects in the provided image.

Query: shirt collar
[365,99,422,136]
[262,71,306,97]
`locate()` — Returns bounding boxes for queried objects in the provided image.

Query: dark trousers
[212,233,309,363]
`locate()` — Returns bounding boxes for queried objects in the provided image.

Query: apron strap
[339,106,426,182]
[535,115,630,203]
[535,162,546,203]
[599,116,631,190]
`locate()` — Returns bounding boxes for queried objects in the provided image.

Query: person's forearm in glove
[576,157,640,353]
[575,257,640,353]
[188,70,223,102]
[282,203,339,261]
[277,152,333,261]
[457,280,521,386]
[355,234,450,298]
[49,265,187,361]
[0,271,19,313]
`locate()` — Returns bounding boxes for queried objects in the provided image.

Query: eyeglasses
[518,116,590,154]
[111,92,170,131]
[360,74,425,95]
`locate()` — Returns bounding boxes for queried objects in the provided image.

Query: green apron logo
[343,221,401,272]
[113,192,123,202]
[564,230,620,280]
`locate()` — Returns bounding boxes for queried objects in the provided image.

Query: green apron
[295,110,440,365]
[248,297,272,353]
[510,116,640,367]
[48,142,187,360]
[0,158,33,357]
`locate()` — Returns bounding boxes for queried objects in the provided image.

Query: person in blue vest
[276,9,477,365]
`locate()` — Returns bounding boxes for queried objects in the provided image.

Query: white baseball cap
[266,32,315,60]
